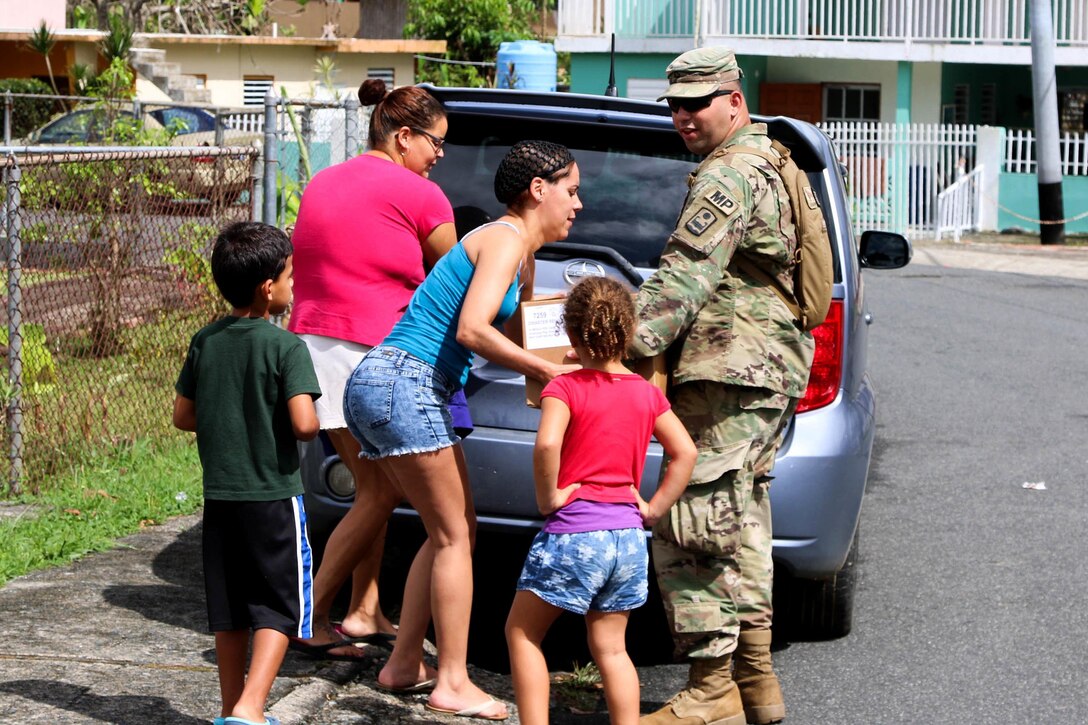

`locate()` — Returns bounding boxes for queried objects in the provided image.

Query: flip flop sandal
[287,637,370,661]
[331,624,397,650]
[425,697,509,721]
[375,677,437,694]
[332,618,402,644]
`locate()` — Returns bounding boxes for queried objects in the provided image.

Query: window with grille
[980,83,996,125]
[243,76,274,106]
[823,85,880,122]
[367,68,395,87]
[1059,89,1087,132]
[953,84,970,124]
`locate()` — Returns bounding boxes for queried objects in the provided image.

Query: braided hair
[358,79,445,149]
[563,277,635,362]
[494,140,575,206]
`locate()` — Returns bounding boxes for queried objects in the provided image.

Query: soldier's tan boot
[733,629,786,724]
[640,655,746,725]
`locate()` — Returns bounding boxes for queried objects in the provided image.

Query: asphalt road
[301,254,1088,723]
[766,262,1088,723]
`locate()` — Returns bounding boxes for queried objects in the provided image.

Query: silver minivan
[299,85,911,665]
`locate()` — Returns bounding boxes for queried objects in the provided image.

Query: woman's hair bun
[358,78,388,106]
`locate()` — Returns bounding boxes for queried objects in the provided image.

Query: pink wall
[0,0,66,31]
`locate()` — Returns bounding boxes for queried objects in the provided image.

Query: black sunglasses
[666,89,734,114]
[410,127,445,152]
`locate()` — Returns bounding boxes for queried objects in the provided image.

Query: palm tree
[100,13,134,64]
[27,22,62,101]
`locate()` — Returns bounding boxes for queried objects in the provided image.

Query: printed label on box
[523,302,567,350]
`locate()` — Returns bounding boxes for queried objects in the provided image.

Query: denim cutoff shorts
[343,345,461,459]
[516,528,649,614]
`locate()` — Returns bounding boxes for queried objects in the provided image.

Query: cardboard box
[521,296,668,407]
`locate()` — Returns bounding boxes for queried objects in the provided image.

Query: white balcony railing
[559,0,1088,45]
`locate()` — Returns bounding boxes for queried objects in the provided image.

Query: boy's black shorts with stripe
[202,494,313,637]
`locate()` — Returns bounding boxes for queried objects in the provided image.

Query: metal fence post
[214,108,225,147]
[300,105,313,184]
[3,92,11,145]
[252,150,263,222]
[263,91,278,226]
[344,93,360,160]
[5,160,24,495]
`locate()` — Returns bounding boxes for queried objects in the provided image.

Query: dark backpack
[725,140,834,332]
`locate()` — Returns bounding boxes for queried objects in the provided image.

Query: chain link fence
[259,94,370,227]
[2,91,264,147]
[2,91,372,229]
[1,146,258,495]
[0,91,374,495]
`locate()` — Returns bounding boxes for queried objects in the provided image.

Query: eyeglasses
[666,89,734,114]
[411,127,445,152]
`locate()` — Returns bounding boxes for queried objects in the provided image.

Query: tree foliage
[74,0,153,32]
[69,0,270,35]
[404,0,542,87]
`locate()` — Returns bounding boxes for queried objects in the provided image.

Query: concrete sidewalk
[0,513,372,724]
[910,237,1088,281]
[0,513,522,725]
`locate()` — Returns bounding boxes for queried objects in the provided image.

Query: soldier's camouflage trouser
[651,382,798,661]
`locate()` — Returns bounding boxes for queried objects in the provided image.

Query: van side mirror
[859,230,911,270]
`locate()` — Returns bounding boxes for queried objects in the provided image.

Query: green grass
[0,437,203,586]
[11,305,220,489]
[20,269,81,287]
[551,661,604,714]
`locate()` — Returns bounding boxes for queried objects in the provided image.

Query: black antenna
[604,33,617,96]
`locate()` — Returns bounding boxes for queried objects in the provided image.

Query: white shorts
[299,333,371,430]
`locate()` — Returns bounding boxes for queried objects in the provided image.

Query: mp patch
[685,207,719,236]
[706,188,740,215]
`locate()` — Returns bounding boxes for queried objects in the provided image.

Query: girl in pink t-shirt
[505,277,697,725]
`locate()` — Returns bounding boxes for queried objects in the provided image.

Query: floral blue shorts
[516,528,649,614]
[343,345,460,459]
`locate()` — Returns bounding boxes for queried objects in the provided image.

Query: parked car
[15,105,259,204]
[21,105,231,143]
[299,85,911,668]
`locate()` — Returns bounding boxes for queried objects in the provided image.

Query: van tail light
[796,299,843,414]
[194,142,215,164]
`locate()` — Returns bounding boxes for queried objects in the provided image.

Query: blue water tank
[496,41,557,92]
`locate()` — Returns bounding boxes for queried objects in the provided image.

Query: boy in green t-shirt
[173,221,321,725]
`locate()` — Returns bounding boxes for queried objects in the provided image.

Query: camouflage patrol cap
[657,47,744,102]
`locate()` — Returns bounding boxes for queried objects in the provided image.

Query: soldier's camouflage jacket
[631,123,815,398]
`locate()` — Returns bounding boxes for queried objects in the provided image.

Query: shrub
[0,78,57,139]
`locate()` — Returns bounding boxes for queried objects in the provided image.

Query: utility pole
[1029,0,1065,244]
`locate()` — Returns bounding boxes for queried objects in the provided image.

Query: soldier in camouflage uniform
[630,47,815,725]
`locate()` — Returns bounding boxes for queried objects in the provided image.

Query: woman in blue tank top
[343,141,583,718]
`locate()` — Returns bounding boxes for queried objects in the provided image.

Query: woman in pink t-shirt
[286,80,457,662]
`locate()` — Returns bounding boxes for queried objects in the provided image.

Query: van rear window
[429,114,699,269]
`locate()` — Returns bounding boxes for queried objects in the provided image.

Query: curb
[270,661,365,723]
